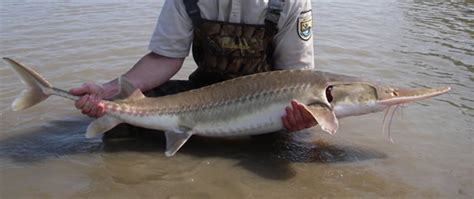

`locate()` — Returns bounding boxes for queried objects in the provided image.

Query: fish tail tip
[4,58,52,110]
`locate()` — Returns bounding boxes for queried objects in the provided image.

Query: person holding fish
[70,0,318,134]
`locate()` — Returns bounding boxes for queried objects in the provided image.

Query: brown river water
[0,0,473,198]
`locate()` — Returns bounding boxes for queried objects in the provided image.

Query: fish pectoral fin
[86,115,122,138]
[303,105,339,135]
[164,129,193,157]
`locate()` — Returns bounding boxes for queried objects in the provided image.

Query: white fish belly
[110,111,179,131]
[192,103,288,137]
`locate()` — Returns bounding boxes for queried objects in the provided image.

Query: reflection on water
[0,120,385,179]
[0,119,100,163]
[0,0,473,198]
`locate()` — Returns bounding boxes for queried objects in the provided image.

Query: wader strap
[264,0,283,65]
[183,0,202,26]
[265,0,284,27]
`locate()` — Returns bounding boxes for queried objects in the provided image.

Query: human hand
[282,100,318,132]
[69,83,106,118]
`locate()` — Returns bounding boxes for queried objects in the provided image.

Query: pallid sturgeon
[3,57,450,156]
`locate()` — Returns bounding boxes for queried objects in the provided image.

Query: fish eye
[390,89,399,97]
[326,86,333,103]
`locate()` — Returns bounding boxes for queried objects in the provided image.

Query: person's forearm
[123,52,184,91]
[101,52,184,99]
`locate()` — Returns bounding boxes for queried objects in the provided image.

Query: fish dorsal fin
[125,89,146,101]
[110,76,145,101]
[302,105,339,135]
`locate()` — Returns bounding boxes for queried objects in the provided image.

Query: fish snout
[377,86,451,106]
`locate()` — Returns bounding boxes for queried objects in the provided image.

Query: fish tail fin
[3,57,53,111]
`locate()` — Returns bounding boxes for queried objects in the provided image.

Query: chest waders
[184,0,283,86]
[103,1,284,139]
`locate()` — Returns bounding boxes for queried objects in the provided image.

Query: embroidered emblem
[297,11,312,41]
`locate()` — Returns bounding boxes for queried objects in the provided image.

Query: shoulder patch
[297,10,312,41]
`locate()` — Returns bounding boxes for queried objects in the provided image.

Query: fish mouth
[377,86,451,106]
